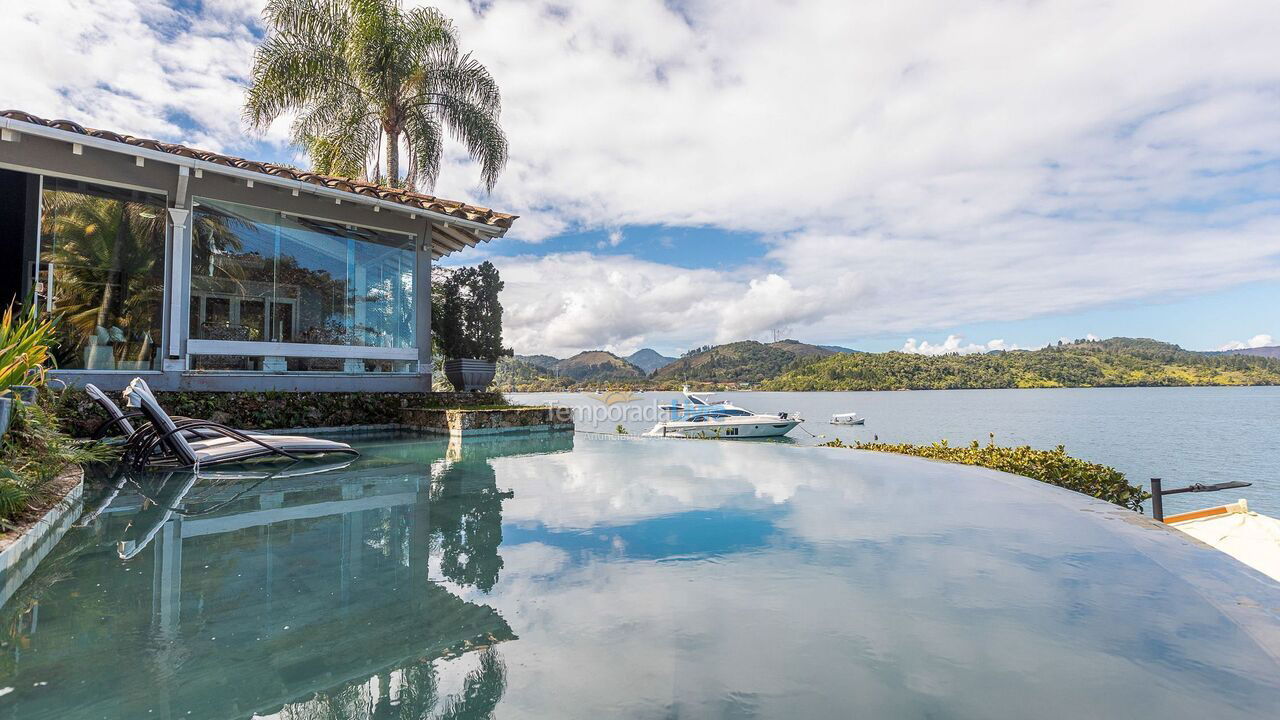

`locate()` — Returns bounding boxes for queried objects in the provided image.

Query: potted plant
[432,262,512,391]
[1,301,56,435]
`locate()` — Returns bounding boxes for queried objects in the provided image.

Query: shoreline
[505,383,1280,394]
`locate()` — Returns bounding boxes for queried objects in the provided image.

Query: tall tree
[244,0,508,192]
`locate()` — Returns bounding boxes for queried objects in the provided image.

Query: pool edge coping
[0,464,84,608]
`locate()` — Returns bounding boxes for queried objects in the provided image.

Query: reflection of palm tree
[42,191,165,360]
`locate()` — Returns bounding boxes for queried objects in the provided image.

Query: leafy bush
[1,398,116,531]
[822,437,1148,511]
[0,301,56,393]
[432,262,511,361]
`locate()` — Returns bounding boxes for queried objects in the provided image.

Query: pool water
[2,433,1279,719]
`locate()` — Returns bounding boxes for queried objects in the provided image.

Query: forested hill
[652,340,836,384]
[760,338,1280,391]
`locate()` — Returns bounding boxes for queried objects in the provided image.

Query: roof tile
[1,109,517,230]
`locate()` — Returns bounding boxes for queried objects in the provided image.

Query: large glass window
[38,178,167,371]
[189,198,417,354]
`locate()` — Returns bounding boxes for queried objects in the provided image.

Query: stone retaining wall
[402,406,575,436]
[0,465,84,608]
[57,389,505,437]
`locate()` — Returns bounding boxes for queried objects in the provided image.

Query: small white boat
[831,412,865,425]
[1166,499,1280,582]
[644,388,801,439]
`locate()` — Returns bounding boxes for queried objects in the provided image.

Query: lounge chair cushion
[191,437,356,465]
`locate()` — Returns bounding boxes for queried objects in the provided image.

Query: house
[0,110,515,392]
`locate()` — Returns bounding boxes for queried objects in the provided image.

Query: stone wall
[402,406,575,436]
[0,465,83,608]
[57,388,506,437]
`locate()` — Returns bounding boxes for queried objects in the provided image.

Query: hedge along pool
[2,433,1279,719]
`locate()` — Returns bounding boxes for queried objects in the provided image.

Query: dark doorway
[0,168,34,308]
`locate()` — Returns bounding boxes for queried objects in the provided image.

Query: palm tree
[244,0,508,192]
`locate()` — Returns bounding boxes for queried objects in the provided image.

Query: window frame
[186,196,420,366]
[35,173,171,373]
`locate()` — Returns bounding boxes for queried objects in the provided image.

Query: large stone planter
[402,406,575,436]
[443,358,497,392]
[0,396,12,437]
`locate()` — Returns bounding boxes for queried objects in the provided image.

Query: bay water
[510,386,1280,518]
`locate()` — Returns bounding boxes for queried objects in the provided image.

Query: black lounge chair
[84,383,143,440]
[119,378,359,469]
[86,381,285,445]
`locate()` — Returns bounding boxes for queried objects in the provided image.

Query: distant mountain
[626,348,677,374]
[555,351,647,382]
[762,337,1280,391]
[1211,346,1280,359]
[515,354,561,372]
[818,344,860,354]
[652,340,835,384]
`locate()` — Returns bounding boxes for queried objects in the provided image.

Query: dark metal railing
[1149,478,1252,522]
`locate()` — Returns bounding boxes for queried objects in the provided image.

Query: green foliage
[494,356,574,391]
[823,436,1148,511]
[53,388,507,438]
[0,301,57,392]
[654,340,826,384]
[431,262,510,360]
[554,351,645,382]
[764,337,1280,390]
[245,0,507,191]
[615,424,628,435]
[0,398,116,530]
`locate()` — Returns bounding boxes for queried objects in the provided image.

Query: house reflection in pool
[0,434,574,719]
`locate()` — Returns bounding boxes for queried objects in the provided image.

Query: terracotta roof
[0,109,516,231]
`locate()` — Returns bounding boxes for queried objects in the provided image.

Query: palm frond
[429,93,508,193]
[263,0,350,44]
[243,37,361,131]
[398,6,458,64]
[400,103,444,189]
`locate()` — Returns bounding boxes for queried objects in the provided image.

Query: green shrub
[822,437,1147,511]
[0,301,56,393]
[1,398,116,531]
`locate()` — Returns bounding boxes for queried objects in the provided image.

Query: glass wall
[38,178,167,371]
[189,197,417,367]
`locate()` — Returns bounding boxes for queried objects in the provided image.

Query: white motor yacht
[644,388,801,439]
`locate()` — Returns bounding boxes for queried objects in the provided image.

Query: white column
[165,207,191,370]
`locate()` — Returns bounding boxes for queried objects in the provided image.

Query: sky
[2,0,1278,357]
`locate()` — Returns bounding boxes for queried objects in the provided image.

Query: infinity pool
[2,433,1279,719]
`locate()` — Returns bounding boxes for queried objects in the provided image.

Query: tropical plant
[0,301,56,393]
[432,262,510,360]
[1,401,116,531]
[244,0,508,191]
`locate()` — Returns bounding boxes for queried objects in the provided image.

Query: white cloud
[1218,334,1276,351]
[595,228,624,249]
[4,0,1280,353]
[900,335,1025,356]
[0,0,276,152]
[495,252,743,356]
